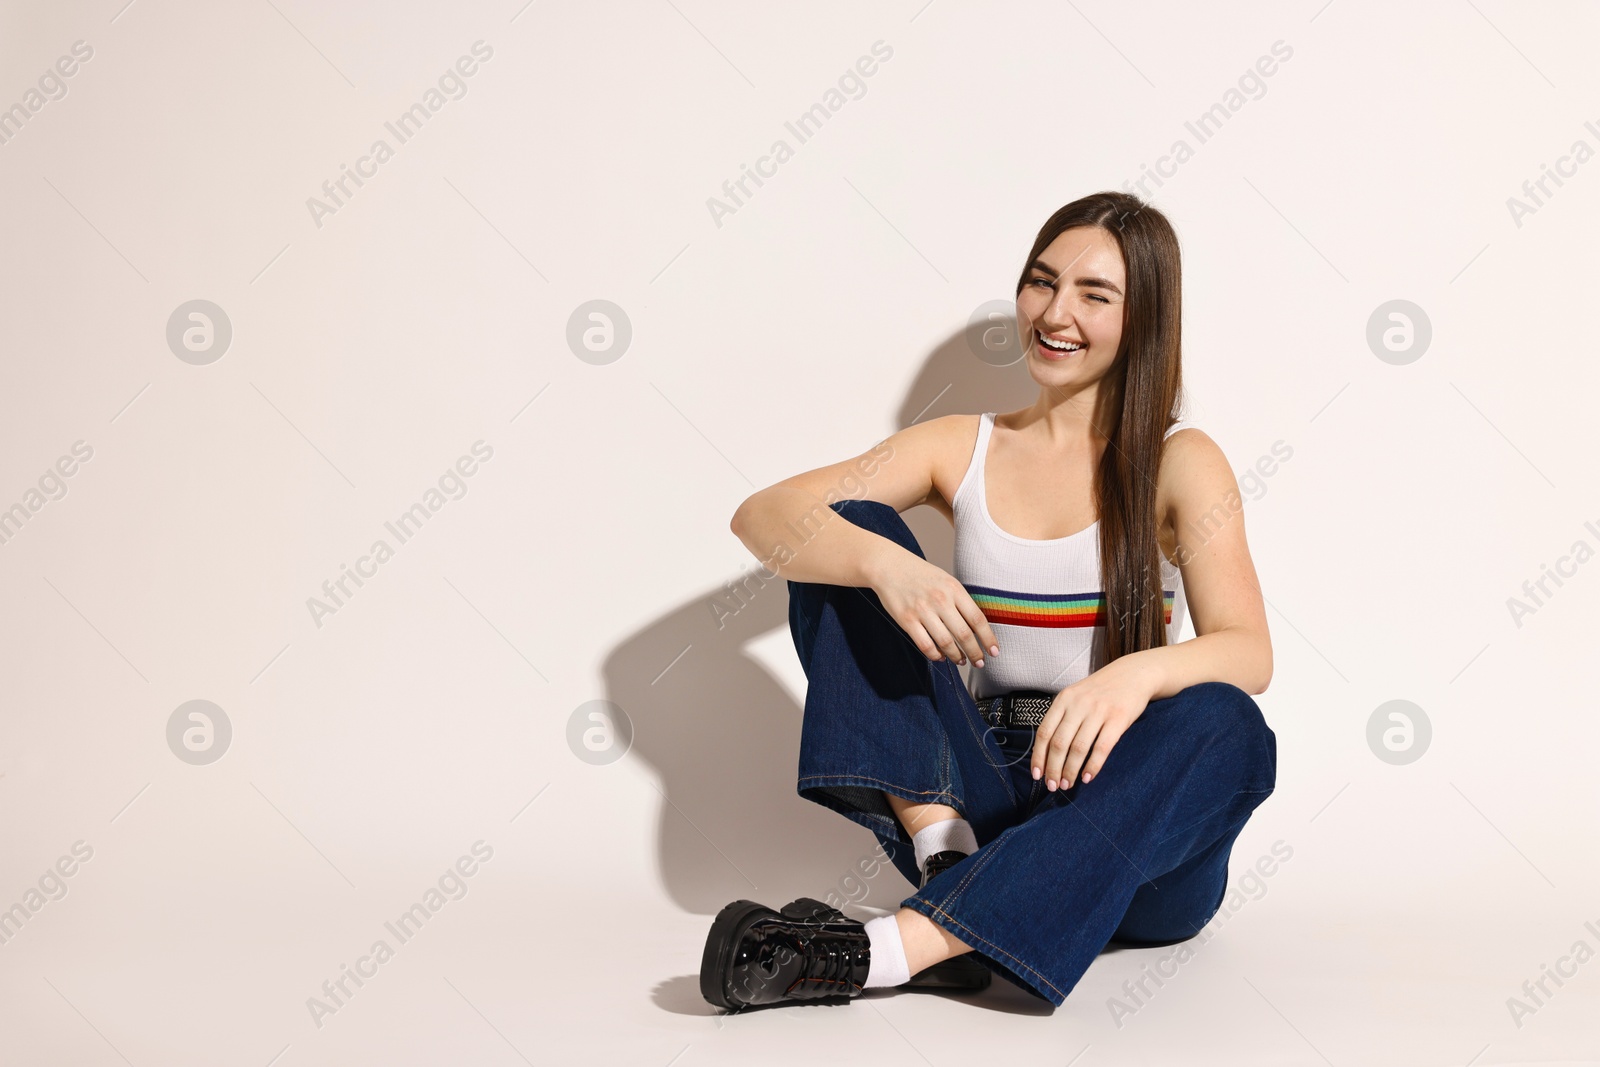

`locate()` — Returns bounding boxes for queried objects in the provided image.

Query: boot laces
[782,921,864,998]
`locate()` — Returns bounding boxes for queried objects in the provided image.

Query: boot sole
[701,899,768,1009]
[699,900,856,1011]
[906,954,992,991]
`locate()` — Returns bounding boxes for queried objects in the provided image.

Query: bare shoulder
[888,411,977,444]
[899,413,981,521]
[1162,425,1224,464]
[750,413,978,521]
[927,410,984,457]
[1157,426,1239,529]
[871,412,976,472]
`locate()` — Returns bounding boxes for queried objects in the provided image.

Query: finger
[958,593,1001,659]
[902,617,942,662]
[951,597,994,666]
[1061,716,1105,789]
[939,605,986,668]
[920,612,966,665]
[1044,716,1077,790]
[1079,720,1127,784]
[1031,700,1068,782]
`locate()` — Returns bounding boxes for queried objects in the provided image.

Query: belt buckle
[983,692,1007,747]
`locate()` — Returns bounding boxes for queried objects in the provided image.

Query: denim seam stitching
[932,825,1010,911]
[909,898,1065,1003]
[1138,710,1273,851]
[797,774,962,808]
[1151,788,1275,850]
[929,660,1015,798]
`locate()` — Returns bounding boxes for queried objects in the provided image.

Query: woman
[700,191,1278,1011]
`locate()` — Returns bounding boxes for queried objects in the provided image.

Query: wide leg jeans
[788,499,1278,1006]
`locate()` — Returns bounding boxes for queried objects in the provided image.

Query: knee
[1177,682,1276,776]
[829,499,923,557]
[831,498,897,526]
[1183,681,1261,727]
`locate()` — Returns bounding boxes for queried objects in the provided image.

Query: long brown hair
[1013,191,1185,662]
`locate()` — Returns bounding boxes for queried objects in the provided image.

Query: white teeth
[1039,336,1083,351]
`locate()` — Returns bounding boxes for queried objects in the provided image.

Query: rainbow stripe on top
[965,584,1175,629]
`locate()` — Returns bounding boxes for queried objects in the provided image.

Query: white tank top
[952,412,1193,699]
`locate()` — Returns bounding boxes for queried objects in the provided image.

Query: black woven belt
[974,689,1055,730]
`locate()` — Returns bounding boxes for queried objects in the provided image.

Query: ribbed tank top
[953,412,1193,699]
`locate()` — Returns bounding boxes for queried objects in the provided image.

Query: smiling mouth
[1036,334,1085,357]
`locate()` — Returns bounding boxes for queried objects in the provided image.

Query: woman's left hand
[1033,655,1157,791]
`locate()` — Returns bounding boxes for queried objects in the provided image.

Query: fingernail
[1047,779,1056,791]
[989,645,999,656]
[1082,771,1093,783]
[1031,766,1041,780]
[974,658,984,668]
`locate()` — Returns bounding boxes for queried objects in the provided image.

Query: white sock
[862,914,910,988]
[911,818,978,872]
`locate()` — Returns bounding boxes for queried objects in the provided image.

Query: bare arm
[730,485,902,587]
[1030,428,1275,792]
[729,416,1001,666]
[1127,428,1274,697]
[728,421,942,587]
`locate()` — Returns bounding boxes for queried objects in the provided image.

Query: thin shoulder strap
[952,412,996,511]
[977,413,999,478]
[969,411,996,488]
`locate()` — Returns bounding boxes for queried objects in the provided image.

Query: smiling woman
[703,191,1279,1014]
[1008,207,1186,666]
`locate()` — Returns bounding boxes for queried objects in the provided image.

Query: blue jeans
[788,499,1278,1007]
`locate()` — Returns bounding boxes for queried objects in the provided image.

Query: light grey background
[1,1,1596,1064]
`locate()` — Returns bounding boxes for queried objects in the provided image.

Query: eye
[1027,276,1054,289]
[1086,293,1109,303]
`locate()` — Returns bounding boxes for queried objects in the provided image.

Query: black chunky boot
[904,850,992,991]
[700,897,871,1010]
[767,856,993,994]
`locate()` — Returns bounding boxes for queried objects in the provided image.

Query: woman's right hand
[869,551,999,668]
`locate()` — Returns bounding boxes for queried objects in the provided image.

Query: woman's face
[1015,225,1127,389]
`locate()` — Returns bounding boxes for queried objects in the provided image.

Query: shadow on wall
[604,329,1041,915]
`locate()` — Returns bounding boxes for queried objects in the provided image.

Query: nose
[1038,293,1077,333]
[1037,312,1074,336]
